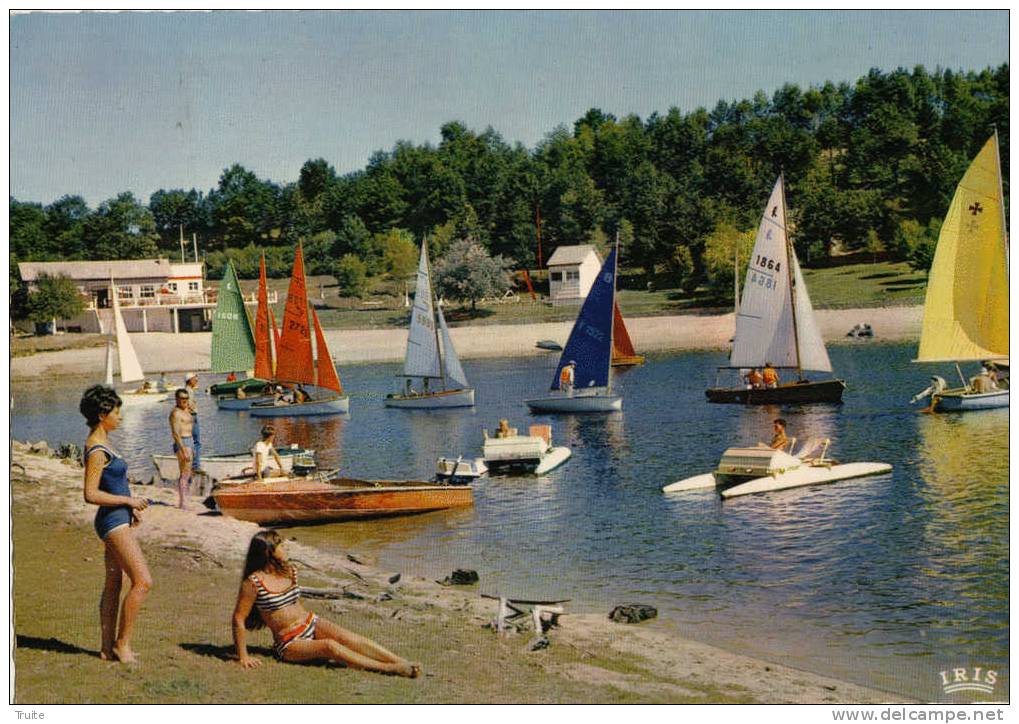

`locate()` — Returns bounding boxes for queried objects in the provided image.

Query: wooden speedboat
[662,441,891,499]
[212,475,472,526]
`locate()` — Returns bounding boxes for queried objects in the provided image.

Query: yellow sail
[916,135,1009,362]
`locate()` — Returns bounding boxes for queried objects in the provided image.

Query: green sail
[210,261,256,374]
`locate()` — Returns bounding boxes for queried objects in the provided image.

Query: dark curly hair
[79,385,123,428]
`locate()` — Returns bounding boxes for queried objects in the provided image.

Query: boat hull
[152,448,315,482]
[212,477,473,526]
[249,396,350,417]
[525,393,622,413]
[663,462,892,498]
[385,388,475,408]
[706,379,846,404]
[217,394,274,410]
[119,391,170,405]
[209,378,270,396]
[933,388,1009,411]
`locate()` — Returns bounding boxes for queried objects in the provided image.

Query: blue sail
[551,246,617,391]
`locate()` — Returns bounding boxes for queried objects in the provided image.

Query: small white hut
[545,245,602,305]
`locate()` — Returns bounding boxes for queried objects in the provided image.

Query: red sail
[612,302,637,358]
[253,254,273,380]
[274,244,315,385]
[312,308,343,394]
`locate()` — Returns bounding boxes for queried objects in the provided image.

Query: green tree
[433,238,513,311]
[43,195,89,259]
[702,222,756,299]
[81,193,160,259]
[333,254,368,297]
[378,228,418,278]
[148,188,208,251]
[10,199,50,259]
[208,164,281,248]
[25,273,85,324]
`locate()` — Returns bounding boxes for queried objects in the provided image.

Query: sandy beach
[10,306,923,380]
[11,443,908,704]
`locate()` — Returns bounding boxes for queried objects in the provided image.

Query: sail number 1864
[756,255,781,272]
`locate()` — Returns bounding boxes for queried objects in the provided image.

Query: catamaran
[706,176,845,404]
[250,243,350,417]
[385,239,475,409]
[526,244,622,413]
[911,132,1009,412]
[105,276,167,404]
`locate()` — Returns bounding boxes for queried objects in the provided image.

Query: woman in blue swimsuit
[81,385,152,664]
[232,530,419,677]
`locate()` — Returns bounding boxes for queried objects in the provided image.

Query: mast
[607,233,619,393]
[993,127,1009,263]
[734,238,740,315]
[780,174,804,380]
[425,239,446,390]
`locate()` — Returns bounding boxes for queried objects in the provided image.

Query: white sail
[730,177,798,369]
[402,240,442,379]
[437,304,468,388]
[790,252,833,372]
[111,279,145,383]
[104,340,115,386]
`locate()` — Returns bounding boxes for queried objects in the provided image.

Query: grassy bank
[11,480,749,704]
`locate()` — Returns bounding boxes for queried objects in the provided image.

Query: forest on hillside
[10,64,1009,290]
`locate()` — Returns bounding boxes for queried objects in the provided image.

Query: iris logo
[939,667,997,695]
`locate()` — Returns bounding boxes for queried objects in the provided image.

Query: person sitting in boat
[769,418,789,451]
[235,386,247,400]
[984,362,1001,388]
[134,380,154,394]
[745,368,763,389]
[404,379,418,397]
[232,530,420,677]
[157,372,168,392]
[496,419,511,438]
[295,385,311,404]
[252,425,285,481]
[762,363,780,389]
[970,367,996,393]
[560,361,576,394]
[272,385,290,407]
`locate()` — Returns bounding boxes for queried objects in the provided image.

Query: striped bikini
[249,569,318,659]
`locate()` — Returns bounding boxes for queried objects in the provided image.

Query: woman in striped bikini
[232,530,420,677]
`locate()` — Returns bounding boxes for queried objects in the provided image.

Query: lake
[11,341,1008,700]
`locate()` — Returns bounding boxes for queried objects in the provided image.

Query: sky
[8,9,1010,207]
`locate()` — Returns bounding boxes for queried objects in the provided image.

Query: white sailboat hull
[662,462,892,497]
[152,447,314,482]
[250,396,350,417]
[119,390,171,405]
[525,393,622,413]
[217,395,274,411]
[385,388,475,409]
[934,388,1009,411]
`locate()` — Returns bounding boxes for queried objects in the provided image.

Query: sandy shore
[10,306,922,380]
[11,443,908,704]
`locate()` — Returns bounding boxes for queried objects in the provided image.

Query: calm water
[12,342,1008,700]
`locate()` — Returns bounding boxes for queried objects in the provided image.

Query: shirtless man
[169,389,194,510]
[769,418,789,451]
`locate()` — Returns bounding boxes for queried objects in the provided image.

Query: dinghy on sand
[662,439,891,499]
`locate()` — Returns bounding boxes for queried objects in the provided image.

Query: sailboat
[526,244,622,413]
[911,132,1009,412]
[207,261,267,398]
[611,303,645,366]
[215,255,276,409]
[706,176,845,404]
[250,243,349,417]
[105,276,167,404]
[386,239,475,409]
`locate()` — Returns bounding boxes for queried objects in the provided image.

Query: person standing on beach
[80,385,152,664]
[232,530,420,676]
[169,389,195,510]
[184,373,202,472]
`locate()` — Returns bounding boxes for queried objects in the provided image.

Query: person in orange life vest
[762,362,780,389]
[560,361,576,395]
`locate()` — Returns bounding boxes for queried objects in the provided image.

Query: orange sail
[312,308,343,394]
[254,254,274,380]
[611,303,645,366]
[274,244,315,385]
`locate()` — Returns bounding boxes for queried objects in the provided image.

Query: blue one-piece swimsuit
[87,444,132,539]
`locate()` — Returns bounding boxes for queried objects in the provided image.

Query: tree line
[10,64,1008,297]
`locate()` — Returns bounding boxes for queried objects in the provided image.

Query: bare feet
[111,643,139,664]
[100,649,115,661]
[390,661,421,678]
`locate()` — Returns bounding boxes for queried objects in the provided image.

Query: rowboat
[662,441,891,499]
[435,456,488,482]
[385,238,475,409]
[526,243,623,413]
[706,175,845,404]
[911,132,1009,413]
[151,445,317,483]
[212,475,473,526]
